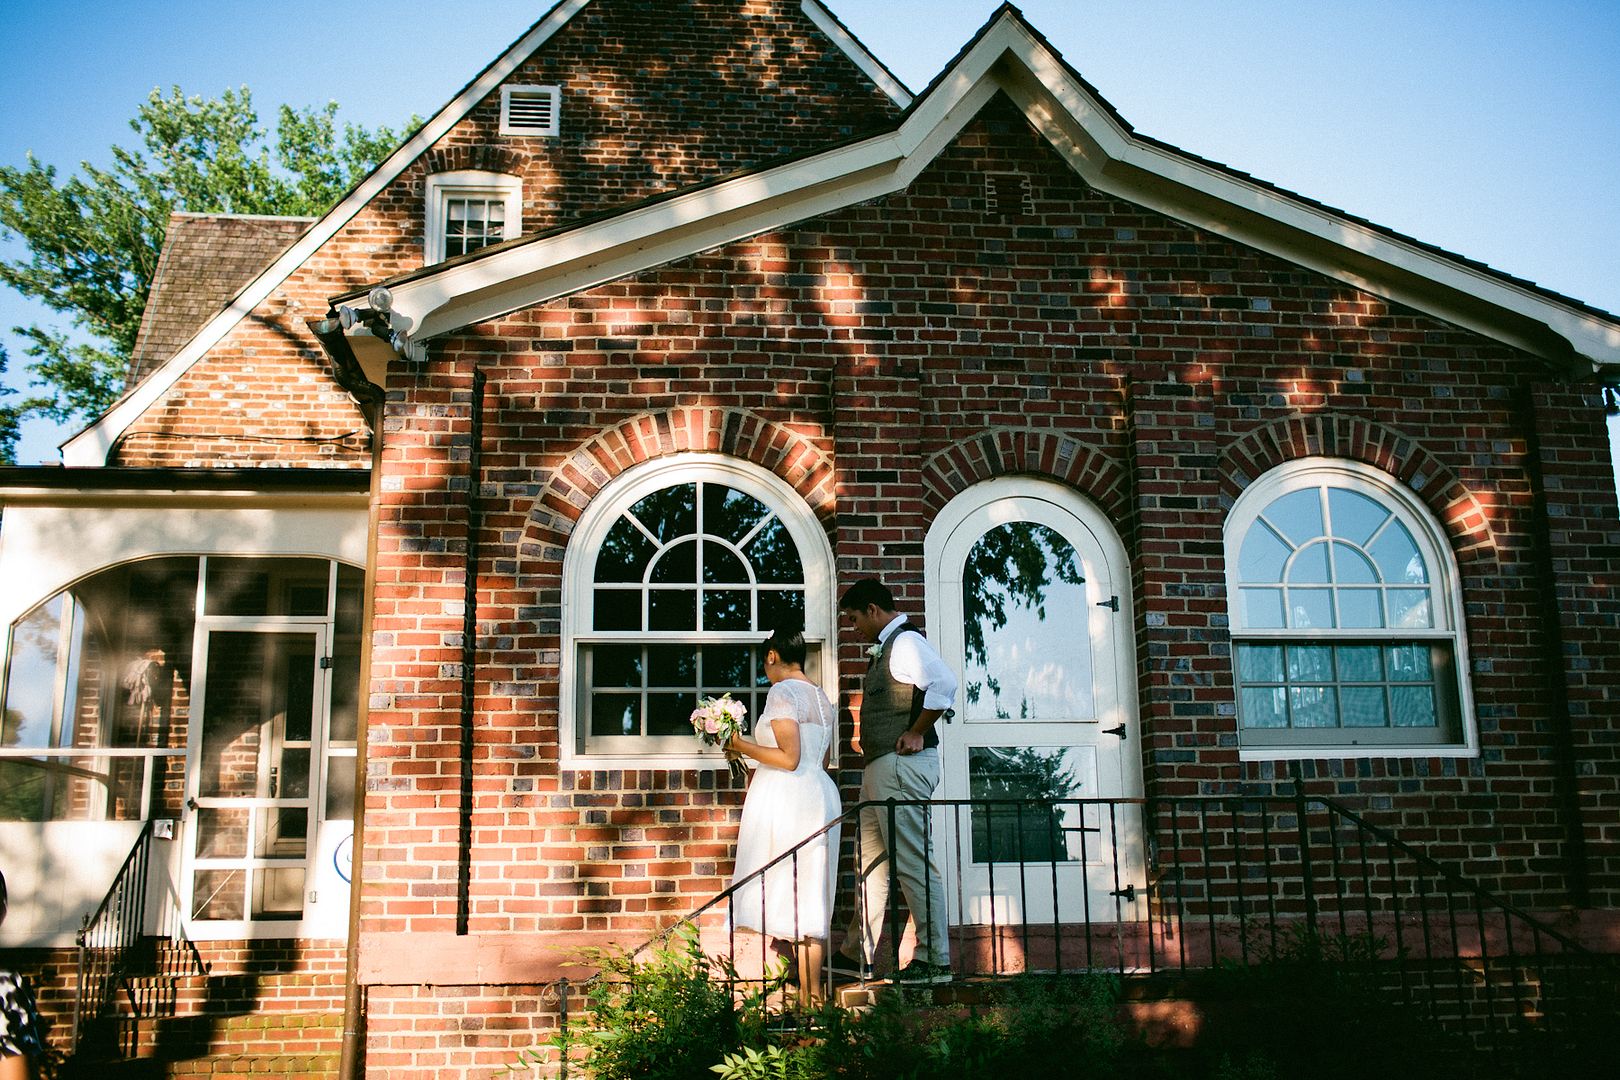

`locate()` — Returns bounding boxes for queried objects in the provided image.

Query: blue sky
[2,0,1617,474]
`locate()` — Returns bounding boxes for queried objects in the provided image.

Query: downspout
[311,317,384,1080]
[458,367,487,934]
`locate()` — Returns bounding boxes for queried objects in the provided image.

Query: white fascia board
[0,485,367,510]
[404,145,905,338]
[799,0,912,108]
[59,0,594,467]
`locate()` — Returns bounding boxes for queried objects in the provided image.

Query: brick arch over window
[1219,413,1496,563]
[520,407,836,561]
[920,429,1131,522]
[421,145,529,176]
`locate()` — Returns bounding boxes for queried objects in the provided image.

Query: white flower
[866,643,883,659]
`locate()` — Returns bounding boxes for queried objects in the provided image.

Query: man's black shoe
[895,959,952,985]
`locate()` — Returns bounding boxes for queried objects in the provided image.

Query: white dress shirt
[876,614,959,713]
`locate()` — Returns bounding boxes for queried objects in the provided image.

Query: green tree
[0,344,23,465]
[0,86,418,452]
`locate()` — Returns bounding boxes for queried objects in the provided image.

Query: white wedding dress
[729,679,842,940]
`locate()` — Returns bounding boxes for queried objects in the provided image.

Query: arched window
[561,455,836,767]
[1224,459,1475,756]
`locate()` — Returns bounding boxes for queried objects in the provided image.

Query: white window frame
[500,84,562,137]
[1224,458,1478,760]
[560,453,837,771]
[423,170,523,265]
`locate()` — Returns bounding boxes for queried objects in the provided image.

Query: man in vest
[831,578,956,985]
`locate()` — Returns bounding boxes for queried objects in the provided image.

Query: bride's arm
[727,716,801,772]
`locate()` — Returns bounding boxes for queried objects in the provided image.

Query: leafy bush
[531,925,1586,1080]
[551,925,771,1080]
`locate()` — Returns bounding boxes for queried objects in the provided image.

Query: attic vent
[500,85,561,137]
[987,172,1034,217]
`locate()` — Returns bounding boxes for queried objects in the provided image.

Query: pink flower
[704,716,720,734]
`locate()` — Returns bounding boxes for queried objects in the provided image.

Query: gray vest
[860,622,939,765]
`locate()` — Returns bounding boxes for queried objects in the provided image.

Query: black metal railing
[554,790,1615,1066]
[72,820,207,1054]
[1150,792,1617,1051]
[73,820,156,1049]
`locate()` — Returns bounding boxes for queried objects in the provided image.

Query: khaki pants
[844,747,950,967]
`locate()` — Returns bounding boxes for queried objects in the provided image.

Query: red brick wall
[365,984,561,1079]
[357,96,1620,1017]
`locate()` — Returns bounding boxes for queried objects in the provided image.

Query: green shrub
[550,925,780,1080]
[524,925,1585,1080]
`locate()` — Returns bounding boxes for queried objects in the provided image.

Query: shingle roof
[126,213,314,388]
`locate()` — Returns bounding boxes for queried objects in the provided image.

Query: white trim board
[358,10,1620,377]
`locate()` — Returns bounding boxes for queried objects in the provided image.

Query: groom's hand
[895,729,925,756]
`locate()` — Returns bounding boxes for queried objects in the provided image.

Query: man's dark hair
[839,578,895,613]
[762,624,808,667]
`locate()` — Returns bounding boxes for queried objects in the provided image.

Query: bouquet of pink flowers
[690,693,748,779]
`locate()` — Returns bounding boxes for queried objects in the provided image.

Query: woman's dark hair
[762,624,808,667]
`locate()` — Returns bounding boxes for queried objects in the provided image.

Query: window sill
[1237,741,1479,762]
[561,752,740,773]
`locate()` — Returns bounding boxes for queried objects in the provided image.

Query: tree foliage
[0,86,417,454]
[0,344,22,465]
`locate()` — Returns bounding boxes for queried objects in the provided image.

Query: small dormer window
[500,85,562,137]
[424,171,522,265]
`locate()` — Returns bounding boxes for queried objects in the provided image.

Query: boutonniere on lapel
[866,643,884,660]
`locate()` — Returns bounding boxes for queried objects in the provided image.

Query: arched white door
[925,478,1145,931]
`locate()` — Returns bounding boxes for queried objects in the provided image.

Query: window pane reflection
[968,746,1088,863]
[961,522,1092,721]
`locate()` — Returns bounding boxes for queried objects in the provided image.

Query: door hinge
[1109,883,1137,902]
[1103,724,1127,740]
[319,656,334,670]
[1096,595,1119,612]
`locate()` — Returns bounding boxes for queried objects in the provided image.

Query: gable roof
[344,4,1620,378]
[61,0,910,467]
[127,213,314,388]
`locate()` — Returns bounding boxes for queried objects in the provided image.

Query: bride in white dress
[725,626,842,1006]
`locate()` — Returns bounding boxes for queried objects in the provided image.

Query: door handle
[1103,724,1126,740]
[186,797,199,812]
[269,767,279,798]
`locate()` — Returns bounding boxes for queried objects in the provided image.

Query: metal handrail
[71,819,207,1054]
[73,819,155,1049]
[550,790,1614,1072]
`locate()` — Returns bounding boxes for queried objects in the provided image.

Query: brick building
[2,2,1617,1076]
